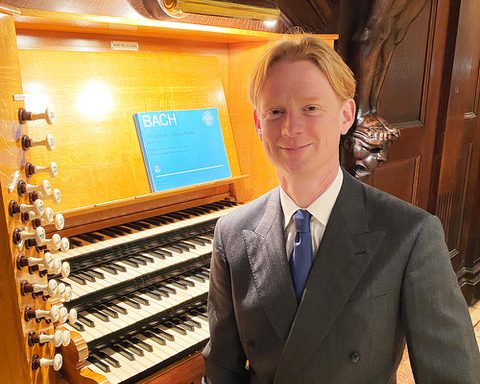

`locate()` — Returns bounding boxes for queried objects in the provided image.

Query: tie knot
[293,209,311,233]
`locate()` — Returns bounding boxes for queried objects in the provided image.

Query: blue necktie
[289,209,313,302]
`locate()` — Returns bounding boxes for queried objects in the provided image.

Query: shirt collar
[280,167,343,229]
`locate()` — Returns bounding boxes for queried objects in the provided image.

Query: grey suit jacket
[203,171,480,383]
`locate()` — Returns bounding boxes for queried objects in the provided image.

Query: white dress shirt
[280,167,343,259]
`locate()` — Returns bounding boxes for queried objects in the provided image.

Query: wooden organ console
[0,2,336,383]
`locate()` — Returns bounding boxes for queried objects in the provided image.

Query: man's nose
[281,112,302,136]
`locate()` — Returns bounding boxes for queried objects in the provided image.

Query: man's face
[254,60,354,182]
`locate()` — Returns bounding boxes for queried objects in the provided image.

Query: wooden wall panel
[370,157,420,204]
[377,4,430,124]
[430,0,480,304]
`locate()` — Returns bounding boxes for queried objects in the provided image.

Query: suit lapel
[273,172,385,383]
[243,189,298,341]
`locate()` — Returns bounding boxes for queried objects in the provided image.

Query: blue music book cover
[133,108,231,192]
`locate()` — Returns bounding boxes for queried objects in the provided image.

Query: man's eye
[303,105,319,113]
[265,109,283,120]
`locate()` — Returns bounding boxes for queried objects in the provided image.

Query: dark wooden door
[431,0,480,304]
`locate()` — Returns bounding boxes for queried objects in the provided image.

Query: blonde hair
[248,36,356,107]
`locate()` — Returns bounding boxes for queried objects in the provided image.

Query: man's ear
[253,110,263,140]
[340,98,356,135]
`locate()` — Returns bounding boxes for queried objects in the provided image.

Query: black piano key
[192,207,211,215]
[123,222,145,231]
[161,284,176,294]
[119,340,144,357]
[130,256,148,266]
[197,270,210,279]
[98,265,118,275]
[206,201,226,209]
[188,274,206,283]
[87,356,111,373]
[103,227,125,236]
[113,225,132,234]
[119,259,139,268]
[89,232,105,241]
[152,328,175,341]
[142,288,163,300]
[131,337,153,352]
[142,217,163,226]
[164,321,187,335]
[95,350,121,368]
[98,228,120,238]
[76,234,98,244]
[192,311,208,321]
[77,313,95,328]
[88,308,109,322]
[155,248,173,257]
[98,304,119,319]
[88,269,105,279]
[168,211,191,220]
[69,274,87,285]
[69,238,84,247]
[202,203,222,211]
[150,215,173,224]
[176,242,194,251]
[142,331,166,345]
[77,271,96,282]
[178,277,195,287]
[152,287,170,297]
[169,280,189,290]
[146,250,166,259]
[110,302,128,315]
[172,317,195,331]
[136,220,152,229]
[164,244,183,253]
[183,316,202,328]
[70,321,85,332]
[187,237,207,246]
[111,344,135,361]
[129,293,149,306]
[110,262,127,272]
[135,253,154,263]
[122,297,141,309]
[198,236,213,244]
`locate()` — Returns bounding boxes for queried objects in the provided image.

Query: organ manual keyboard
[59,199,239,383]
[0,2,336,383]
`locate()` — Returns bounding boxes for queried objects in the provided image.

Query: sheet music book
[133,108,231,192]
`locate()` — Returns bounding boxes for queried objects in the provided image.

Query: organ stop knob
[17,179,51,197]
[25,161,58,178]
[21,133,55,151]
[24,305,60,322]
[18,107,55,125]
[28,329,70,347]
[9,199,45,217]
[31,353,63,371]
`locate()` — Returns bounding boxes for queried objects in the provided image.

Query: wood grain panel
[370,157,420,204]
[377,3,431,124]
[0,11,55,384]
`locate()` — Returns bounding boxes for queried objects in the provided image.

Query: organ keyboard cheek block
[59,200,239,383]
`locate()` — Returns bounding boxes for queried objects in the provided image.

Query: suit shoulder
[217,189,277,230]
[361,182,432,225]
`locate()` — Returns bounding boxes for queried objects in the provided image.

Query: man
[202,36,480,383]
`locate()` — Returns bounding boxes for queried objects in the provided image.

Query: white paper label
[111,41,139,51]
